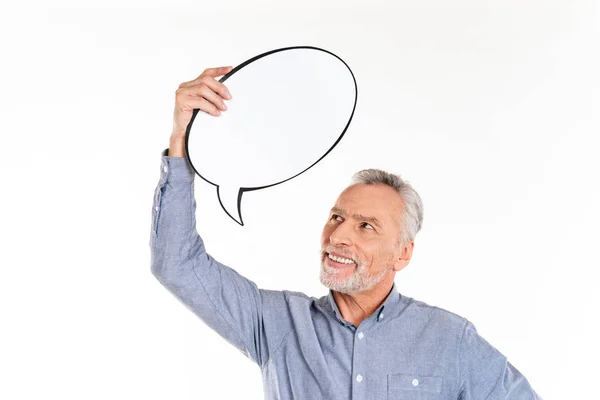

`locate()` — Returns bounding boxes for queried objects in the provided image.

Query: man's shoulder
[399,293,469,332]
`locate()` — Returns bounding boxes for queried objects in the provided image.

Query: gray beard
[319,259,389,294]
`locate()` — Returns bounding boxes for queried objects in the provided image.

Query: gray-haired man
[151,66,540,399]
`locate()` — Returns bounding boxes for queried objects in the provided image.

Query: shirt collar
[326,282,401,325]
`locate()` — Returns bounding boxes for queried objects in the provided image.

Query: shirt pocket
[387,374,443,400]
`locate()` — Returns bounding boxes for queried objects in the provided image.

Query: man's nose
[329,222,353,247]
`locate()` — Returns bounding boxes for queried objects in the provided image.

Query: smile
[327,253,356,265]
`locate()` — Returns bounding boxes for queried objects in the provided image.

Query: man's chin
[320,268,354,293]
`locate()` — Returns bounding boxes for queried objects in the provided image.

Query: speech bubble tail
[216,186,244,226]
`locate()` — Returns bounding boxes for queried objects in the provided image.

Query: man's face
[320,183,411,294]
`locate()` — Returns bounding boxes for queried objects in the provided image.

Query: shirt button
[412,379,419,386]
[356,374,363,382]
[358,332,364,340]
[163,166,168,173]
[379,312,385,320]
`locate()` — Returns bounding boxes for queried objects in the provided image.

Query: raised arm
[150,67,271,366]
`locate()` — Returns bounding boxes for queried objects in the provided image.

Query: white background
[1,1,598,399]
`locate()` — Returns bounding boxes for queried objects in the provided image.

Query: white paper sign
[186,46,358,225]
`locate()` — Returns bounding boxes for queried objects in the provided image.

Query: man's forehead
[336,184,402,206]
[332,184,403,222]
[330,204,386,218]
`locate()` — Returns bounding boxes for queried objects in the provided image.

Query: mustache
[321,246,357,261]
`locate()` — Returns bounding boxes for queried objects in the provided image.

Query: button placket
[351,322,370,398]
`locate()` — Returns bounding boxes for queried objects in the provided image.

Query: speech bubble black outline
[185,45,358,226]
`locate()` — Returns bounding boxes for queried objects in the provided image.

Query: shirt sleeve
[149,149,268,366]
[458,321,542,399]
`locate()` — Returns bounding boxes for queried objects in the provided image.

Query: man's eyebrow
[330,207,346,216]
[330,207,381,227]
[354,214,381,227]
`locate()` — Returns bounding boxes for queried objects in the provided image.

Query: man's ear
[393,241,414,272]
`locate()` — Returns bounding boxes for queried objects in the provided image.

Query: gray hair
[351,169,424,245]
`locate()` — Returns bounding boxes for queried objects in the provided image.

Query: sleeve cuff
[160,148,195,183]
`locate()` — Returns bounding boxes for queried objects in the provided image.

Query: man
[151,66,541,399]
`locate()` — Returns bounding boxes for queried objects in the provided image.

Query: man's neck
[332,280,394,327]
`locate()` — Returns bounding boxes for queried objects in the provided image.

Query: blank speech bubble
[185,46,358,225]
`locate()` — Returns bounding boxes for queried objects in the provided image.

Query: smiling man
[151,66,541,399]
[319,175,420,328]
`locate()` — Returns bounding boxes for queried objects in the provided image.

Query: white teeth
[328,253,355,264]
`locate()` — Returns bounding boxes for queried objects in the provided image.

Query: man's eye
[331,214,342,222]
[361,222,374,230]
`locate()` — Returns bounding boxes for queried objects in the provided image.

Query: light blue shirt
[150,150,540,399]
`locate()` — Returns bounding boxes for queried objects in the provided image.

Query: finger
[179,66,232,89]
[179,96,222,116]
[178,73,232,100]
[178,84,228,111]
[200,66,233,79]
[179,83,228,110]
[198,75,232,100]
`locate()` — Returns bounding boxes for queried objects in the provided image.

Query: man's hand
[169,66,233,157]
